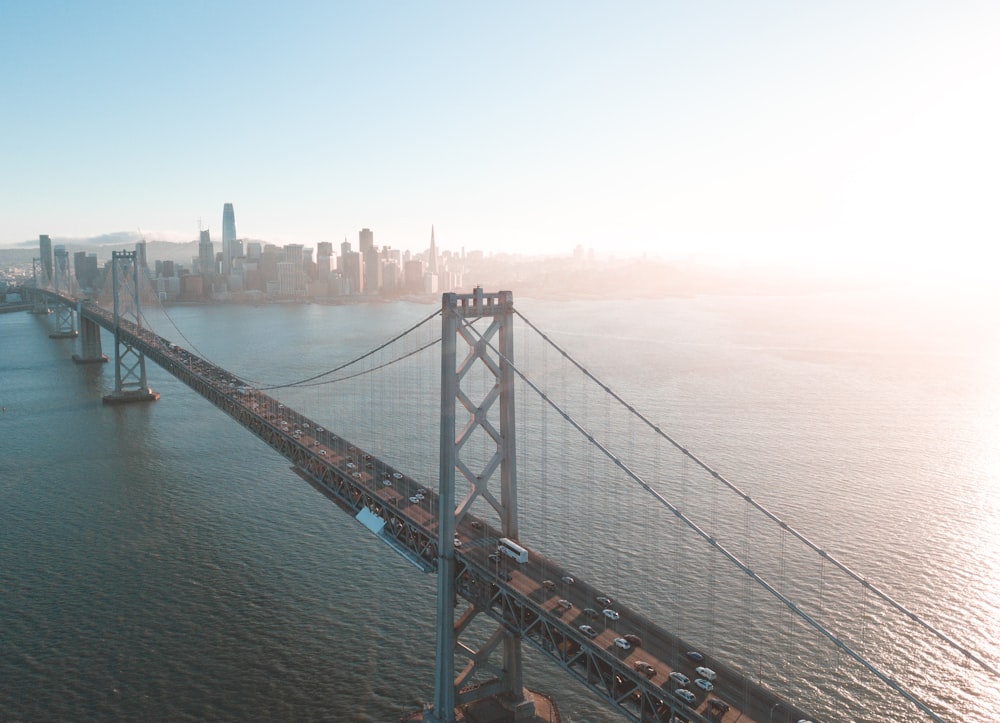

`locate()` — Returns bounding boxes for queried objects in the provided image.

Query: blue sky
[2,1,998,279]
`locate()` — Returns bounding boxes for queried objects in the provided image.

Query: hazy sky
[2,1,997,279]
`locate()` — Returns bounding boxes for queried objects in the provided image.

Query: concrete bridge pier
[72,311,107,364]
[28,289,50,315]
[48,301,78,339]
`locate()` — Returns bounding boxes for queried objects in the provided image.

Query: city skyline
[2,2,998,283]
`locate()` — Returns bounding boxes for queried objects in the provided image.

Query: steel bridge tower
[102,250,159,405]
[426,289,535,722]
[49,248,78,339]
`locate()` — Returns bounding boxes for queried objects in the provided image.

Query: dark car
[708,698,731,713]
[623,634,642,648]
[633,661,656,678]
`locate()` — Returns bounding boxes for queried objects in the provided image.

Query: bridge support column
[72,310,107,364]
[425,288,535,723]
[102,250,158,404]
[49,302,78,338]
[29,288,50,315]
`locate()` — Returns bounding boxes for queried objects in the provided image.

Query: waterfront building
[276,261,296,296]
[180,274,203,300]
[259,245,279,290]
[341,250,363,295]
[404,258,425,294]
[279,244,306,296]
[363,250,380,293]
[316,241,333,283]
[381,259,400,295]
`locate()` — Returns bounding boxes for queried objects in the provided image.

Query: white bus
[498,537,529,564]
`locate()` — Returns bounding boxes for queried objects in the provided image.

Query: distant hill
[0,237,200,267]
[0,248,35,266]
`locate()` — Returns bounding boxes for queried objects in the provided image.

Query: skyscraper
[53,246,69,291]
[316,242,333,281]
[199,229,215,275]
[359,228,379,293]
[222,203,237,274]
[359,228,374,254]
[38,234,53,285]
[428,225,438,274]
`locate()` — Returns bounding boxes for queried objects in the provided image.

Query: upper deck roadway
[52,292,816,723]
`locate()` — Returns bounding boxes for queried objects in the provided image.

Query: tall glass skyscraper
[222,203,237,274]
[38,234,53,285]
[199,229,215,275]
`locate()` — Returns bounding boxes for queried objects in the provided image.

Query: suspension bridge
[15,250,998,722]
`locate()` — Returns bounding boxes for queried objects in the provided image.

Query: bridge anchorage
[101,250,158,404]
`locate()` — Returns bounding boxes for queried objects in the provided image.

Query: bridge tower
[102,250,159,405]
[426,289,535,722]
[49,248,78,339]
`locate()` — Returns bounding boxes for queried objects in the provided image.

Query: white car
[695,678,713,692]
[557,599,573,610]
[695,666,717,681]
[613,637,630,650]
[578,624,597,638]
[602,609,620,621]
[674,689,696,705]
[393,472,403,480]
